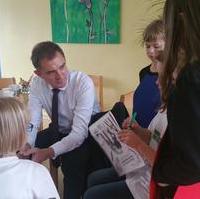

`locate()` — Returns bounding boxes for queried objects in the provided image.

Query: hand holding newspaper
[89,111,145,176]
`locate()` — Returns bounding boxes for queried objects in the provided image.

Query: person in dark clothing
[151,0,200,198]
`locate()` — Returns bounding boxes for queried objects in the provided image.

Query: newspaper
[90,111,167,199]
[125,163,151,199]
[89,111,145,176]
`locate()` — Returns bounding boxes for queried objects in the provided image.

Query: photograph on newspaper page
[89,111,145,176]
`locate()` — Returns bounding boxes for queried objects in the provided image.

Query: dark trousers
[35,127,90,199]
[35,102,129,199]
[83,167,133,199]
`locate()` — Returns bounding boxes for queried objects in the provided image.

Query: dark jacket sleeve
[153,61,200,185]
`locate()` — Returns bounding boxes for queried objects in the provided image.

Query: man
[22,41,100,199]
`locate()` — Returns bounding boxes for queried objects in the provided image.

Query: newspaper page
[89,111,145,176]
[125,111,167,199]
[125,163,151,199]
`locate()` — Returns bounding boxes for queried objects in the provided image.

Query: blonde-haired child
[0,97,59,199]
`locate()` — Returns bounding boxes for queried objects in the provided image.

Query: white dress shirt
[0,156,59,199]
[28,71,100,157]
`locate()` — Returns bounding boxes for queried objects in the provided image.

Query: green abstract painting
[50,0,120,44]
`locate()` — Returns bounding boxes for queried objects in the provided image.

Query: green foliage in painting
[50,0,120,44]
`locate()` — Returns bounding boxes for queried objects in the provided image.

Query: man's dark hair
[31,41,65,69]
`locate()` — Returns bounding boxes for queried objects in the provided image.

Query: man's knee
[35,127,54,148]
[83,187,102,199]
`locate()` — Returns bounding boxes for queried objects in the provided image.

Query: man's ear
[34,69,42,77]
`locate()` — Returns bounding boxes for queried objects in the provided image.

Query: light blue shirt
[28,71,100,157]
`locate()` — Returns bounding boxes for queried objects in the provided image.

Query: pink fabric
[174,183,200,199]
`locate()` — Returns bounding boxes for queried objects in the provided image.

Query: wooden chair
[0,77,16,89]
[89,75,103,111]
[120,90,134,115]
[49,74,104,188]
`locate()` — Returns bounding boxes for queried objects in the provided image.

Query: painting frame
[50,0,121,44]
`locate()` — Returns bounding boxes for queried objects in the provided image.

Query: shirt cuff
[50,142,62,159]
[50,134,85,158]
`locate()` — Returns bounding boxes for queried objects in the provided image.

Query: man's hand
[17,143,32,159]
[22,147,55,163]
[20,143,31,152]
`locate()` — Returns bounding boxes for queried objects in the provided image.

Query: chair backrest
[120,91,134,115]
[89,75,104,111]
[0,77,16,89]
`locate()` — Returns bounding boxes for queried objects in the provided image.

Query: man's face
[35,52,68,88]
[145,35,165,62]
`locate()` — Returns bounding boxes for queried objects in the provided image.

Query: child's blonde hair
[0,97,28,155]
[142,19,164,45]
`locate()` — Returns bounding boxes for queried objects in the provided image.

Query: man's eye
[60,64,65,69]
[47,71,54,75]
